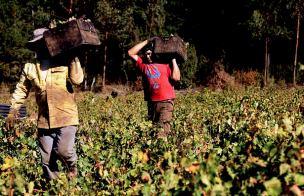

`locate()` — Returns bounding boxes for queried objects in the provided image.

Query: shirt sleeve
[10,69,32,114]
[67,56,84,85]
[136,56,143,69]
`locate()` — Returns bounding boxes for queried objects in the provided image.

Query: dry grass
[206,64,236,90]
[234,69,260,87]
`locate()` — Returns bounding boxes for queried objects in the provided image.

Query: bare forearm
[170,58,180,82]
[128,40,148,61]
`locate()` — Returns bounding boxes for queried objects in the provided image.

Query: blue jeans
[37,126,77,180]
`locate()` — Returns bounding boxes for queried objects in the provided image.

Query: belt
[160,99,174,103]
[160,99,175,108]
[148,99,175,104]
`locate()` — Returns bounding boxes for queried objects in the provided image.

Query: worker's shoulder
[23,58,38,73]
[24,58,38,67]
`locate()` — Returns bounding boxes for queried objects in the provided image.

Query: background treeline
[1,0,304,92]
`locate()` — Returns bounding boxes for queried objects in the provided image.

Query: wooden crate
[0,104,27,119]
[154,36,187,62]
[43,19,101,57]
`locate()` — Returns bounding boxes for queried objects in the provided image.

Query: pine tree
[0,0,46,90]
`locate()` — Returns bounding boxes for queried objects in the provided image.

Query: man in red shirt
[128,37,180,139]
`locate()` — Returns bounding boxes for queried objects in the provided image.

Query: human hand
[148,36,157,43]
[5,114,15,130]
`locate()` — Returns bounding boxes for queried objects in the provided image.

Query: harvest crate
[154,36,187,63]
[0,104,27,119]
[43,19,101,57]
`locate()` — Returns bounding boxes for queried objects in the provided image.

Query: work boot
[67,166,77,180]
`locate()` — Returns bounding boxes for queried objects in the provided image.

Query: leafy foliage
[3,0,304,89]
[1,88,304,194]
[94,0,133,42]
[176,44,198,89]
[0,0,51,92]
[246,0,292,39]
[0,0,33,89]
[132,0,167,39]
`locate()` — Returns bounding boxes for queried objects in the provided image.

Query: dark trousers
[37,126,77,180]
[148,100,174,138]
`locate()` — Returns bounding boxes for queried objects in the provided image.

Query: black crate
[154,36,187,63]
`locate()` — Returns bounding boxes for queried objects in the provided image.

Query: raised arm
[128,37,157,61]
[128,40,148,62]
[170,58,180,82]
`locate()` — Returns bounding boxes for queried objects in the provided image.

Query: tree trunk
[267,37,270,75]
[294,9,300,86]
[264,37,268,86]
[133,30,140,43]
[83,66,87,90]
[32,6,34,26]
[70,0,73,15]
[91,77,95,92]
[148,0,156,39]
[102,31,108,92]
[83,51,88,90]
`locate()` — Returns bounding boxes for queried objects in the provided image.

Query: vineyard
[1,87,304,195]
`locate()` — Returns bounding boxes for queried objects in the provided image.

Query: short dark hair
[141,42,154,54]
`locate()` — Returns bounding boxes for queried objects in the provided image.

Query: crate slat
[0,103,28,119]
[0,108,27,111]
[0,104,27,107]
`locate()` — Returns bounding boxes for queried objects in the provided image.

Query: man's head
[141,42,154,64]
[144,50,153,64]
[26,28,51,59]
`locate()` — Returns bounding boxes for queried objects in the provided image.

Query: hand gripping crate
[43,19,101,57]
[154,36,187,63]
[0,104,27,119]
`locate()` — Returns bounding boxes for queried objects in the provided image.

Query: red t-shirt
[136,56,176,101]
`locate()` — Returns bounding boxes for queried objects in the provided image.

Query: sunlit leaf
[263,177,282,195]
[279,163,290,175]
